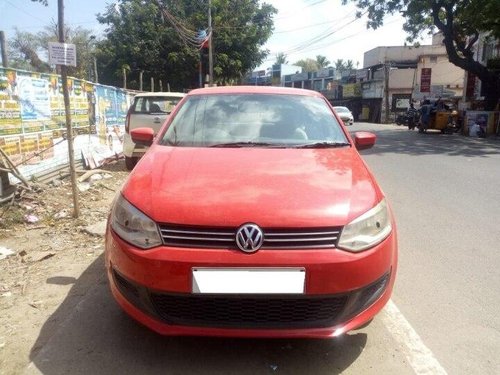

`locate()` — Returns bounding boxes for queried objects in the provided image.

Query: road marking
[381,300,448,375]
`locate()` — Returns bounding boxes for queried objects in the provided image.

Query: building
[245,33,467,123]
[361,33,466,122]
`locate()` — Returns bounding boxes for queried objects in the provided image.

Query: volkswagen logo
[235,223,263,253]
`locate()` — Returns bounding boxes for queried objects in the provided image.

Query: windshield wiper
[294,141,350,149]
[210,141,280,148]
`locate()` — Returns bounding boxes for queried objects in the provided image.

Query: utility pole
[208,0,214,86]
[0,31,8,67]
[151,77,154,92]
[123,66,127,89]
[58,0,80,218]
[139,70,144,91]
[384,61,390,124]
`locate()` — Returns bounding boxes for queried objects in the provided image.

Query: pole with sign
[53,0,79,218]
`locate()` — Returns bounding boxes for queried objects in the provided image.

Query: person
[419,100,432,133]
[406,102,418,130]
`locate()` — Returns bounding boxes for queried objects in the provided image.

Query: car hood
[122,146,382,227]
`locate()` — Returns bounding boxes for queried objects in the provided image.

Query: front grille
[149,293,348,329]
[113,269,141,305]
[158,224,342,249]
[113,269,391,330]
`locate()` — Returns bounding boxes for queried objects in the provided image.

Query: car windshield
[131,96,183,114]
[334,107,350,113]
[161,94,348,147]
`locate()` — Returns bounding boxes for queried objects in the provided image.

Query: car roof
[187,86,323,97]
[334,106,349,110]
[133,92,185,98]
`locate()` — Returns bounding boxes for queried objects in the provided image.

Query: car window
[161,94,348,147]
[334,107,349,113]
[131,96,182,114]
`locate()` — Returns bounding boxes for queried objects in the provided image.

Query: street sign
[48,42,77,67]
[420,68,432,93]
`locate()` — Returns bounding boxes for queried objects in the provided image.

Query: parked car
[106,86,398,338]
[123,92,185,170]
[333,106,354,126]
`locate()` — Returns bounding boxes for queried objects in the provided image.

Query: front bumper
[105,228,397,338]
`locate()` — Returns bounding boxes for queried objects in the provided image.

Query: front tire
[125,156,138,171]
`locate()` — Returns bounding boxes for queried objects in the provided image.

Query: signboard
[420,68,432,93]
[48,42,77,67]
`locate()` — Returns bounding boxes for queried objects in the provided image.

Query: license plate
[192,268,305,294]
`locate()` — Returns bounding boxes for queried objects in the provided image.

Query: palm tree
[316,55,330,68]
[275,52,288,65]
[335,59,345,73]
[294,58,319,72]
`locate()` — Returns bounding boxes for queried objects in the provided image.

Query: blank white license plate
[192,268,305,294]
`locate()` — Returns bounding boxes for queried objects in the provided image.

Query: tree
[295,58,319,72]
[8,28,51,72]
[37,23,98,79]
[275,52,288,65]
[315,55,330,68]
[8,25,98,79]
[334,58,346,73]
[342,0,500,110]
[95,0,276,90]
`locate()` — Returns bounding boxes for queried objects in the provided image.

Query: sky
[0,0,432,70]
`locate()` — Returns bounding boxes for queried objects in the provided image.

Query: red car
[105,86,397,338]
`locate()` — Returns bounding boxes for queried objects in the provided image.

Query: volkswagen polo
[105,86,397,338]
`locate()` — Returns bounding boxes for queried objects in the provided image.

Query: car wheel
[125,156,138,171]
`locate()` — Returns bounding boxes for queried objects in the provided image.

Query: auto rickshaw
[419,99,460,134]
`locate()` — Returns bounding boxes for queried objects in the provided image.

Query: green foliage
[8,25,98,80]
[315,55,330,68]
[275,52,288,65]
[95,0,276,90]
[294,58,319,72]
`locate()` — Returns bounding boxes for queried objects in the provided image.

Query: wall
[0,67,134,181]
[363,45,446,68]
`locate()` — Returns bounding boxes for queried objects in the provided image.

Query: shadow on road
[28,255,367,374]
[355,125,500,158]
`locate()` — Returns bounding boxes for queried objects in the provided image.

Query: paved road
[354,122,500,374]
[26,123,500,374]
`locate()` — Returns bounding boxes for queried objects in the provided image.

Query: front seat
[149,103,162,113]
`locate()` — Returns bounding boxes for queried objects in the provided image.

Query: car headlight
[110,194,162,249]
[338,199,392,252]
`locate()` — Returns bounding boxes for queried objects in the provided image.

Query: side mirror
[131,127,155,147]
[354,131,376,150]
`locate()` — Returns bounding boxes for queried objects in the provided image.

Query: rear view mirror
[131,127,155,147]
[354,132,376,150]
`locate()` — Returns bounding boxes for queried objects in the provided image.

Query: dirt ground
[0,159,129,374]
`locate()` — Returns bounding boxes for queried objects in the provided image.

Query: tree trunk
[433,4,500,111]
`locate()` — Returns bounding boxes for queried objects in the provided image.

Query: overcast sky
[0,0,432,70]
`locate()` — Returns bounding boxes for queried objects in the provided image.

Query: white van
[123,92,185,170]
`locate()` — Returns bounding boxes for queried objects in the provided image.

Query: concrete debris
[54,210,69,220]
[90,173,103,182]
[0,247,15,260]
[83,220,107,237]
[77,182,91,192]
[24,214,39,224]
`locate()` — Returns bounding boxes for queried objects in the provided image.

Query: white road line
[381,300,448,375]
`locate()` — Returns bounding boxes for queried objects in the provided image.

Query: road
[25,123,500,374]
